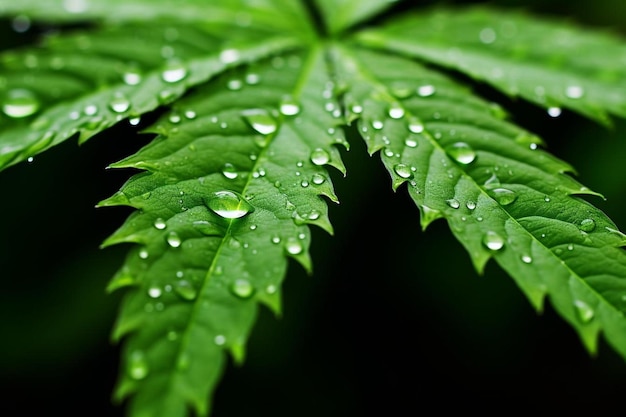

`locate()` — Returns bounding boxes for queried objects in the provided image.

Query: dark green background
[1,0,625,415]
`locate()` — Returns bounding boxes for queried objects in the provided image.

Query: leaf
[0,5,305,170]
[98,47,347,416]
[330,44,626,356]
[354,5,626,124]
[313,0,398,34]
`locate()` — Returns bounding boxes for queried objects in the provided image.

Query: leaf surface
[98,46,346,416]
[355,5,626,124]
[330,44,626,357]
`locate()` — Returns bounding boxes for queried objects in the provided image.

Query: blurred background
[0,0,625,415]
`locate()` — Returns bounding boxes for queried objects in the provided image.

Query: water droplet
[166,231,182,248]
[446,198,460,209]
[84,104,98,116]
[154,218,167,230]
[148,286,162,298]
[565,85,584,99]
[243,109,277,135]
[404,138,418,148]
[279,96,300,116]
[2,89,40,118]
[372,120,384,130]
[482,231,505,251]
[388,104,405,119]
[312,173,325,185]
[547,107,562,118]
[310,148,330,166]
[109,95,130,113]
[446,142,476,164]
[161,63,188,83]
[407,117,424,133]
[219,48,240,64]
[479,27,497,44]
[466,201,476,210]
[417,85,435,97]
[285,238,303,255]
[128,350,149,380]
[138,248,149,259]
[579,218,596,232]
[573,300,594,323]
[221,163,238,179]
[245,73,260,84]
[350,104,363,114]
[207,190,254,219]
[123,71,142,85]
[230,279,255,299]
[393,163,413,179]
[174,280,197,300]
[521,255,532,264]
[489,187,517,206]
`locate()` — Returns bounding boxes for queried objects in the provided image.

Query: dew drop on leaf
[123,71,142,85]
[579,218,596,232]
[489,187,517,206]
[128,350,149,380]
[311,173,325,185]
[574,300,594,323]
[243,109,277,135]
[153,218,167,230]
[417,85,435,97]
[174,280,197,301]
[219,48,240,64]
[206,190,254,219]
[482,231,505,251]
[521,255,532,264]
[2,88,40,118]
[279,96,300,116]
[161,63,188,83]
[446,198,460,209]
[109,95,130,113]
[285,237,303,255]
[466,201,476,210]
[148,286,162,299]
[138,248,149,259]
[547,107,562,117]
[407,117,425,133]
[230,279,255,299]
[565,85,584,99]
[446,142,476,164]
[388,103,405,119]
[310,148,330,166]
[214,335,226,346]
[221,162,238,179]
[166,231,182,247]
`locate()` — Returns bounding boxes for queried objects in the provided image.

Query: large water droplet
[482,231,505,251]
[207,190,254,219]
[221,162,238,179]
[161,63,188,83]
[109,95,130,113]
[407,117,424,133]
[579,218,596,232]
[393,163,413,179]
[388,103,405,119]
[166,231,182,247]
[417,85,436,97]
[446,142,476,164]
[128,350,149,380]
[154,218,167,230]
[489,187,517,206]
[446,198,460,209]
[279,96,300,116]
[243,109,277,135]
[174,280,197,300]
[285,237,303,255]
[310,148,330,166]
[2,89,40,118]
[573,299,594,323]
[148,286,162,298]
[230,279,255,299]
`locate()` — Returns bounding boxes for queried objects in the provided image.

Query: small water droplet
[479,27,497,44]
[573,300,594,323]
[350,104,363,114]
[547,107,562,118]
[166,231,182,247]
[372,120,384,130]
[388,104,405,119]
[2,88,40,118]
[109,95,130,113]
[285,237,303,255]
[161,63,188,83]
[417,85,435,97]
[243,109,277,135]
[138,248,149,259]
[489,187,517,206]
[154,218,167,230]
[407,117,424,133]
[123,71,142,85]
[446,198,460,209]
[128,350,149,380]
[446,142,476,164]
[579,218,596,232]
[466,201,476,210]
[310,148,330,166]
[266,284,277,294]
[565,85,584,99]
[148,286,162,298]
[521,255,532,264]
[219,48,240,64]
[393,163,413,179]
[206,190,254,219]
[221,163,238,179]
[311,173,325,185]
[482,231,505,251]
[214,334,226,346]
[404,138,418,148]
[279,96,300,116]
[174,280,197,300]
[230,279,255,299]
[245,73,260,84]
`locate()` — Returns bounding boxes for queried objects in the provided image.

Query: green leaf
[330,45,626,357]
[99,46,346,416]
[354,5,626,124]
[313,0,398,34]
[0,20,302,170]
